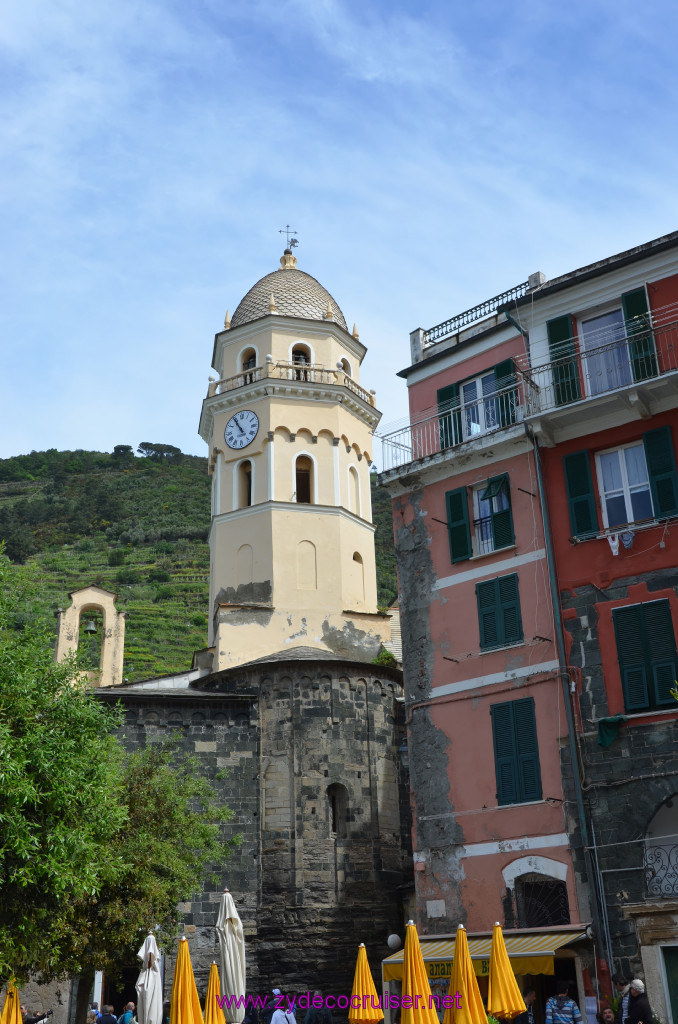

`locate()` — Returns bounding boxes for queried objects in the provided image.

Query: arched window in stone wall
[351,551,364,606]
[295,455,314,504]
[340,357,351,377]
[327,782,349,838]
[645,796,678,898]
[238,460,253,508]
[514,872,570,927]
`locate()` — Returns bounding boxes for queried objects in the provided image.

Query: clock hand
[234,416,246,436]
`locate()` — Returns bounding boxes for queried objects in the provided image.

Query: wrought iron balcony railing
[207,360,376,407]
[644,843,678,898]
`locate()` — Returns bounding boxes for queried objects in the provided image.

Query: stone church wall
[102,657,411,1004]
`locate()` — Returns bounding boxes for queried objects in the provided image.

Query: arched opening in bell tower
[295,455,314,504]
[292,344,311,380]
[77,607,104,672]
[238,460,253,507]
[340,357,351,377]
[241,347,257,383]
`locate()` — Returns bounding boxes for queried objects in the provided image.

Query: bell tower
[199,249,389,670]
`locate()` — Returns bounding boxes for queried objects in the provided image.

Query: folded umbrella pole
[487,923,526,1020]
[136,932,163,1024]
[204,962,226,1024]
[443,925,486,1024]
[349,944,383,1024]
[216,889,246,1024]
[171,936,205,1024]
[401,921,439,1024]
[0,983,22,1024]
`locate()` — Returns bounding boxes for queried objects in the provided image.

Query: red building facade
[379,231,678,1021]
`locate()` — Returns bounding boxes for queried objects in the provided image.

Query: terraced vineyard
[0,447,397,682]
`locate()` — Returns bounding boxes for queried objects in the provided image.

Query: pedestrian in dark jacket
[627,981,652,1024]
[99,1007,118,1024]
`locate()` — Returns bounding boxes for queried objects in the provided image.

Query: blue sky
[2,0,678,463]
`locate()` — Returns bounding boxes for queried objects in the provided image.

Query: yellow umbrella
[348,944,383,1024]
[0,984,22,1024]
[171,936,205,1024]
[443,925,486,1024]
[401,921,438,1024]
[205,962,226,1024]
[487,922,526,1020]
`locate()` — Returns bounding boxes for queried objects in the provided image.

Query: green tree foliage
[0,553,236,992]
[0,552,127,983]
[65,740,238,1022]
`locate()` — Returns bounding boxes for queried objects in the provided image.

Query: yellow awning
[382,930,588,982]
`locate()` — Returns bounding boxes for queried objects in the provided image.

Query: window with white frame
[461,372,499,439]
[596,443,653,529]
[579,308,631,396]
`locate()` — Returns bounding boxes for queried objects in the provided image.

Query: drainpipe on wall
[526,424,611,979]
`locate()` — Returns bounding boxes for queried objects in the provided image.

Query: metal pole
[527,425,609,970]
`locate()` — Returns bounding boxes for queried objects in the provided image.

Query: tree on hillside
[0,552,237,1012]
[0,552,127,983]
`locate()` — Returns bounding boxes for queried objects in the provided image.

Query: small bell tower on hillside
[199,249,389,670]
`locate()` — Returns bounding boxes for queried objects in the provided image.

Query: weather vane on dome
[279,225,299,249]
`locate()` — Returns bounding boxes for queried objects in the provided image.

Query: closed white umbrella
[216,890,246,1024]
[136,932,163,1024]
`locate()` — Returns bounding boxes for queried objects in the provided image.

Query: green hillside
[0,446,398,682]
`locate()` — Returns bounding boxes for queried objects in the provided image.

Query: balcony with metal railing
[521,312,678,417]
[379,379,527,472]
[379,310,678,476]
[207,359,376,407]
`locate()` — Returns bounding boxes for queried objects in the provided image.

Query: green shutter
[494,359,516,427]
[644,601,677,706]
[499,573,523,644]
[485,474,514,550]
[491,703,519,805]
[477,574,522,648]
[491,698,541,805]
[643,426,678,518]
[437,384,461,450]
[622,287,657,382]
[477,579,499,649]
[614,605,648,710]
[513,698,543,802]
[563,451,599,537]
[547,315,581,405]
[613,604,663,712]
[445,487,472,563]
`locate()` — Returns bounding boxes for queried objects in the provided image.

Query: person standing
[612,974,631,1024]
[626,981,652,1024]
[117,1005,136,1024]
[99,1007,118,1024]
[544,983,583,1024]
[515,988,538,1024]
[270,996,296,1024]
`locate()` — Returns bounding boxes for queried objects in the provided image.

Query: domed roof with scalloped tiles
[230,252,347,331]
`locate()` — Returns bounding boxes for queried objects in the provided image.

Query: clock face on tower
[224,410,259,450]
